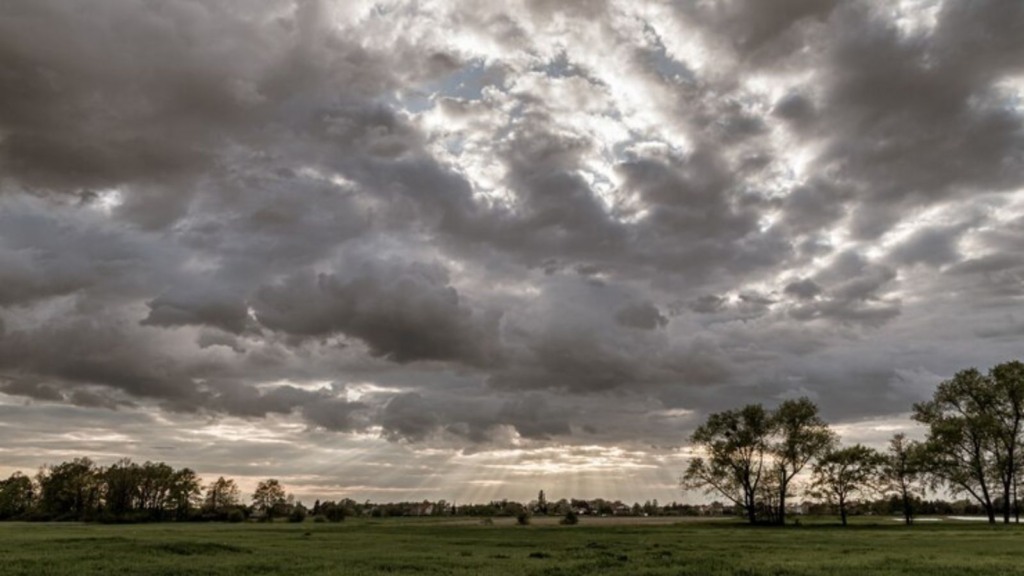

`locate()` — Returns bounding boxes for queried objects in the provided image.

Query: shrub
[560,510,579,525]
[323,504,346,522]
[288,507,307,523]
[226,509,245,523]
[516,510,531,525]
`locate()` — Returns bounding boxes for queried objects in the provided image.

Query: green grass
[1,517,1023,575]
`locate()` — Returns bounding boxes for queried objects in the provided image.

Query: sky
[0,0,1023,505]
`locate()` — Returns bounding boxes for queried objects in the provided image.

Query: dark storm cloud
[0,317,206,405]
[687,0,841,59]
[777,181,851,236]
[687,295,728,315]
[143,286,251,335]
[301,395,371,433]
[0,197,164,306]
[615,301,668,330]
[812,1,1024,237]
[888,225,967,267]
[379,392,440,442]
[0,0,399,228]
[0,379,65,402]
[784,251,901,327]
[253,259,502,366]
[497,394,572,440]
[783,279,823,301]
[0,0,1022,477]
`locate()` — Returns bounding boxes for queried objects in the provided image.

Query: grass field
[2,516,1023,575]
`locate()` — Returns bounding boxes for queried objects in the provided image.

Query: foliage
[682,398,836,525]
[914,367,1004,522]
[0,472,34,520]
[251,479,287,520]
[100,459,201,522]
[288,505,307,523]
[882,433,926,525]
[810,444,885,525]
[770,398,838,525]
[320,501,347,523]
[205,477,241,515]
[681,404,773,524]
[516,508,531,525]
[37,458,101,521]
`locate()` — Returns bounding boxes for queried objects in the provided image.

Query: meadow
[2,516,1023,575]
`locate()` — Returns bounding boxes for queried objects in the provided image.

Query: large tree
[913,368,1001,523]
[252,479,287,520]
[811,444,885,526]
[0,472,34,520]
[204,477,241,513]
[169,468,202,520]
[770,398,837,525]
[990,361,1024,523]
[37,457,101,520]
[681,404,773,524]
[101,458,141,518]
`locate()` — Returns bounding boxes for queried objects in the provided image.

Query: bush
[323,504,346,522]
[226,509,245,523]
[560,510,579,525]
[288,507,307,523]
[313,515,327,523]
[516,510,531,525]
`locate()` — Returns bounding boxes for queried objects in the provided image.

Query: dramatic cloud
[1,0,1022,502]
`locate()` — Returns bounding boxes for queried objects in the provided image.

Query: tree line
[0,458,706,524]
[681,360,1024,525]
[0,457,319,523]
[0,457,700,524]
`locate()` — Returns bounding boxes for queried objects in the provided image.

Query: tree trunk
[1003,458,1012,524]
[745,486,757,524]
[1008,450,1015,523]
[901,488,913,525]
[839,496,847,526]
[778,483,787,526]
[979,474,996,524]
[1014,472,1020,524]
[1004,483,1011,524]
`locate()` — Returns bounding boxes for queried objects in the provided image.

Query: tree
[811,444,885,526]
[560,509,579,525]
[136,461,176,518]
[913,368,1000,523]
[770,398,837,525]
[168,468,202,520]
[252,479,287,520]
[537,490,548,515]
[0,472,34,519]
[882,433,925,525]
[320,500,347,522]
[100,459,140,519]
[37,458,100,520]
[288,503,307,523]
[204,477,240,513]
[990,360,1024,523]
[681,404,773,524]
